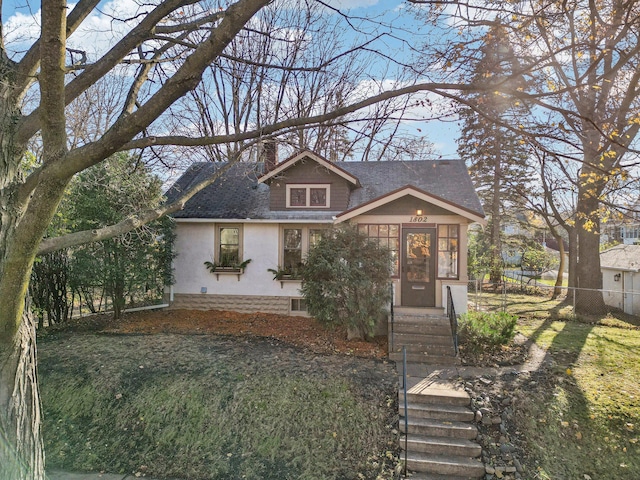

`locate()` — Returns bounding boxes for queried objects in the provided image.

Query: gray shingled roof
[166,162,269,219]
[601,244,640,271]
[338,160,483,215]
[166,158,484,220]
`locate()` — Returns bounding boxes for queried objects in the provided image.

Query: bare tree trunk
[552,231,565,299]
[489,139,503,284]
[567,226,578,289]
[0,307,44,480]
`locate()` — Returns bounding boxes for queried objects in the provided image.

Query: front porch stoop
[398,377,484,480]
[389,310,458,366]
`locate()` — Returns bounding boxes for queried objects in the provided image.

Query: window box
[268,266,304,288]
[204,259,251,281]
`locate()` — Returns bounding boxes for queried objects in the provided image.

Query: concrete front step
[394,307,445,316]
[390,352,458,365]
[402,434,482,457]
[400,473,481,480]
[392,314,451,325]
[400,402,475,422]
[391,343,456,355]
[392,332,455,346]
[390,324,453,338]
[398,376,482,480]
[404,452,485,478]
[400,417,478,440]
[399,387,470,408]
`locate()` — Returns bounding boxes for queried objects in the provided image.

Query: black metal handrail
[402,346,408,477]
[389,282,395,352]
[446,285,458,355]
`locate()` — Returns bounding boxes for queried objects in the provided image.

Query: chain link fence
[467,277,640,319]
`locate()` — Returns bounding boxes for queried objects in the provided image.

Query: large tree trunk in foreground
[0,309,44,480]
[574,176,606,314]
[0,42,44,480]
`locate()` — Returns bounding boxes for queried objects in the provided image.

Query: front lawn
[480,292,640,479]
[38,320,398,480]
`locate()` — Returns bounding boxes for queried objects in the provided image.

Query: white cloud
[3,9,40,56]
[3,0,168,60]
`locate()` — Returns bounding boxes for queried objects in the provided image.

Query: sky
[1,0,462,158]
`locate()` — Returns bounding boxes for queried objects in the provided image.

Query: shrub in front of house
[301,225,392,340]
[458,311,517,353]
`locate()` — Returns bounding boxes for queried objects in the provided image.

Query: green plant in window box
[268,264,304,280]
[204,258,252,273]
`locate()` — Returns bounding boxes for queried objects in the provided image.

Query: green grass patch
[458,310,517,353]
[480,295,640,479]
[39,335,397,480]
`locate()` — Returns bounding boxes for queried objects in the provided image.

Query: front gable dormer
[335,186,486,225]
[258,150,360,212]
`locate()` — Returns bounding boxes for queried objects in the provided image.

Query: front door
[401,228,436,307]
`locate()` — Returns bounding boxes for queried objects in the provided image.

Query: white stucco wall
[171,221,303,299]
[172,222,216,294]
[441,283,469,315]
[173,222,300,297]
[170,213,476,313]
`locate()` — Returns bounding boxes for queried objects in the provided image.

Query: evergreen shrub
[301,225,391,340]
[458,311,517,353]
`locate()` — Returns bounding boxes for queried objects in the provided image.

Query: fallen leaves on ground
[69,308,388,359]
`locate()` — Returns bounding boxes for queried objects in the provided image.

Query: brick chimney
[261,140,277,172]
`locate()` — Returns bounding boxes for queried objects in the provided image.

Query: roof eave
[257,150,360,186]
[334,185,486,225]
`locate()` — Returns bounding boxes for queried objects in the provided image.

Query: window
[309,228,324,248]
[283,228,303,273]
[217,226,242,267]
[437,225,459,278]
[279,226,326,278]
[286,184,330,208]
[291,298,307,312]
[289,188,306,207]
[310,188,327,207]
[358,224,400,276]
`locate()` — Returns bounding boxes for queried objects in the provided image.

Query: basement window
[291,298,307,312]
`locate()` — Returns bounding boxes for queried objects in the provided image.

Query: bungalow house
[601,244,640,315]
[165,149,485,317]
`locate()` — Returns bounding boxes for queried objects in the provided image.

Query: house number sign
[409,216,429,223]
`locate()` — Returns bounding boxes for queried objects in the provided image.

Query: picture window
[358,223,400,276]
[279,226,327,278]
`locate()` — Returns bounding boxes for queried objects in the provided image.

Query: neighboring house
[601,244,640,315]
[165,149,485,317]
[601,219,640,245]
[601,198,640,245]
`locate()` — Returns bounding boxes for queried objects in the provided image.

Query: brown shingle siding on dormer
[268,159,351,211]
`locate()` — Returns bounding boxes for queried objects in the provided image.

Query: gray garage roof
[166,158,484,220]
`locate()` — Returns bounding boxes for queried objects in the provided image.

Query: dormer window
[286,184,330,208]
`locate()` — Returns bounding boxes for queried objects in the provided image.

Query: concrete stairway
[389,308,458,366]
[398,378,484,479]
